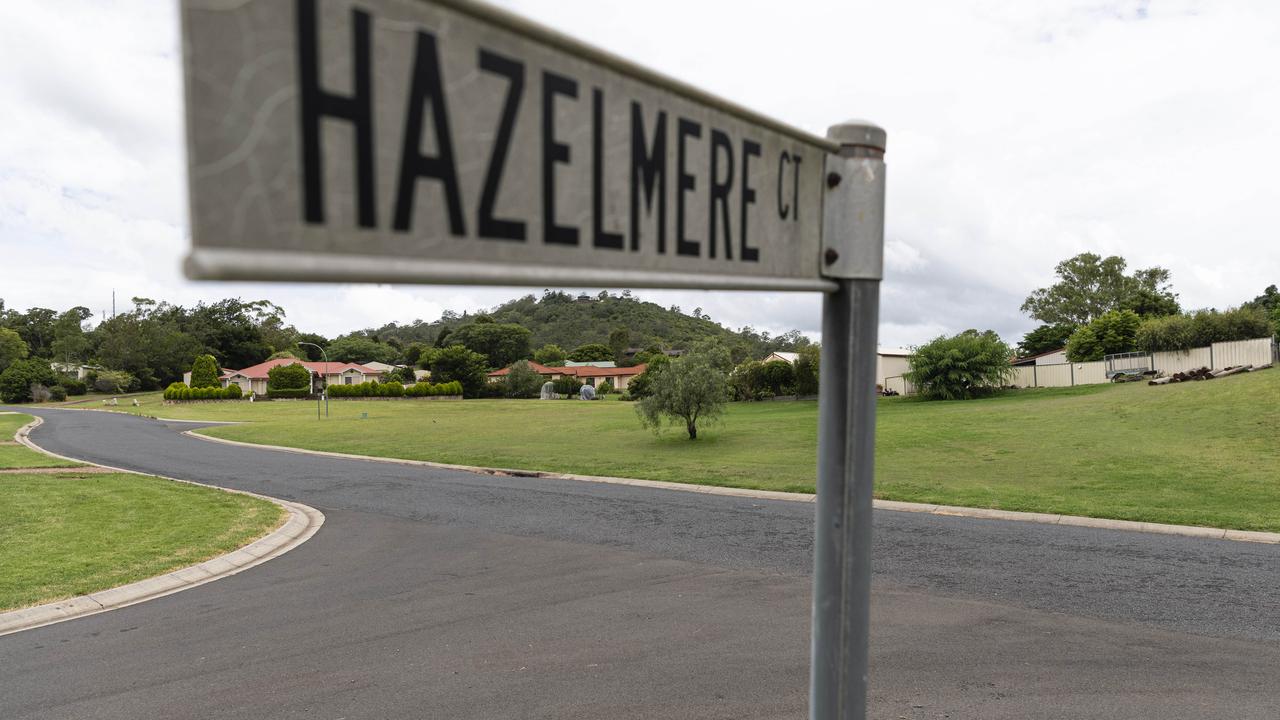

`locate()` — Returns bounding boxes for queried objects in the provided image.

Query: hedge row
[326,380,463,398]
[267,387,311,399]
[164,382,244,401]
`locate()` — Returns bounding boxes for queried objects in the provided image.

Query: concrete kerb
[0,416,325,637]
[181,428,1280,546]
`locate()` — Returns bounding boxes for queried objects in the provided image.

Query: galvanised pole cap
[826,120,887,152]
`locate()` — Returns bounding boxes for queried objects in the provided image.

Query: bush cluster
[325,380,463,397]
[1135,307,1274,352]
[551,375,583,397]
[164,382,244,400]
[267,388,311,399]
[57,376,88,396]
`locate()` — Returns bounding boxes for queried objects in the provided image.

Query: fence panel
[1034,363,1073,387]
[1153,347,1212,375]
[1008,366,1037,388]
[1211,338,1274,368]
[1072,361,1108,385]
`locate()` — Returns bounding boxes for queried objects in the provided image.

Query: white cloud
[1,0,1277,349]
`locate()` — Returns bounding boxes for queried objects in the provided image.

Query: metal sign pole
[811,121,886,720]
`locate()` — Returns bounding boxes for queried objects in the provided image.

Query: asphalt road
[3,407,1279,719]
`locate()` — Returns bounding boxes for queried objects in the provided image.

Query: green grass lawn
[0,413,284,611]
[88,370,1280,532]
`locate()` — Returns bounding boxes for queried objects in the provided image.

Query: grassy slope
[0,413,283,611]
[98,370,1280,531]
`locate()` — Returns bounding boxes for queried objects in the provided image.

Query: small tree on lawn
[0,359,58,403]
[504,360,545,398]
[267,363,312,392]
[636,352,729,440]
[190,354,222,388]
[905,330,1014,401]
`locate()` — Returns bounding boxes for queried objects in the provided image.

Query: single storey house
[203,358,386,396]
[487,361,648,390]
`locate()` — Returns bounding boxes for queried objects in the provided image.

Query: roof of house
[222,358,383,380]
[1011,347,1067,364]
[564,361,617,368]
[487,362,647,378]
[765,351,800,363]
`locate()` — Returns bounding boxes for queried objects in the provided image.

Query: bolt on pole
[811,120,886,720]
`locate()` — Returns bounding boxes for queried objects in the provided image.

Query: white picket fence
[888,337,1276,394]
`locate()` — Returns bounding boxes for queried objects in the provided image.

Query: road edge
[182,428,1280,546]
[0,416,325,637]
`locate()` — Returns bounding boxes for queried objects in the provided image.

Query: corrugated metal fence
[886,337,1276,395]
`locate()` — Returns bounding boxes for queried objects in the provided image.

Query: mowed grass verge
[108,370,1280,532]
[0,414,284,611]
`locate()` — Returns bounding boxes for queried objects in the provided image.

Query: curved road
[3,408,1279,719]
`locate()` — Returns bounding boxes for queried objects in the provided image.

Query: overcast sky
[1,0,1276,349]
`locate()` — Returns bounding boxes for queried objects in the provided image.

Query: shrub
[268,387,311,399]
[504,360,545,398]
[164,382,189,400]
[1136,307,1273,352]
[57,376,88,396]
[906,330,1015,401]
[179,386,192,401]
[48,385,67,402]
[189,354,222,388]
[793,346,820,396]
[0,359,59,403]
[757,360,796,396]
[93,369,137,395]
[596,380,614,395]
[552,375,583,397]
[267,363,312,392]
[30,384,53,403]
[224,384,243,399]
[425,345,489,398]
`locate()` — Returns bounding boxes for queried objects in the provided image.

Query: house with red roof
[190,358,387,397]
[487,361,647,390]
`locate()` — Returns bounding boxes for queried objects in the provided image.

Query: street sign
[181,0,837,290]
[181,2,886,718]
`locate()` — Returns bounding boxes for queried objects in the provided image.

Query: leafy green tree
[426,345,490,398]
[625,354,670,400]
[267,350,300,360]
[190,354,222,388]
[608,326,631,360]
[50,307,92,363]
[0,359,58,403]
[635,351,729,440]
[793,345,820,396]
[906,330,1015,401]
[403,342,430,368]
[325,336,400,364]
[1244,284,1279,313]
[295,333,329,360]
[93,369,138,394]
[0,306,58,358]
[447,322,532,369]
[569,343,614,362]
[0,327,29,373]
[1021,253,1177,325]
[533,343,568,366]
[729,359,765,400]
[1016,323,1076,357]
[1065,310,1141,362]
[503,360,545,398]
[757,360,796,396]
[267,363,312,391]
[94,310,203,389]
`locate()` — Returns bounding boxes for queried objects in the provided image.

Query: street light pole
[298,342,329,418]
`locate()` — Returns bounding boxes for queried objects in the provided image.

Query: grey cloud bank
[0,0,1275,348]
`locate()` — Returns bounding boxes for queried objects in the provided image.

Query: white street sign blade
[181,0,835,290]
